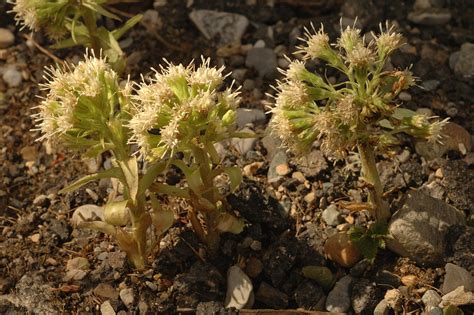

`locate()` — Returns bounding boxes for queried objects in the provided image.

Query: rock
[100,300,116,315]
[71,204,104,226]
[230,128,257,155]
[231,68,247,82]
[189,10,249,45]
[245,257,263,278]
[452,43,474,77]
[261,133,281,160]
[324,232,361,268]
[255,282,288,309]
[294,279,325,310]
[384,288,403,311]
[236,108,266,128]
[295,150,328,177]
[267,151,288,184]
[442,263,474,294]
[20,146,37,162]
[3,272,63,313]
[439,286,474,307]
[119,288,135,308]
[94,283,119,301]
[66,257,90,271]
[63,269,88,281]
[301,266,334,290]
[33,194,48,206]
[102,251,127,270]
[374,299,389,315]
[224,266,254,309]
[422,289,442,309]
[326,275,353,313]
[352,278,381,313]
[141,10,162,31]
[322,204,340,227]
[399,91,412,101]
[245,47,277,78]
[408,9,451,25]
[387,190,465,265]
[422,79,440,91]
[2,66,22,88]
[0,28,14,48]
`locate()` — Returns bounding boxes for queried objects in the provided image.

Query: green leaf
[79,220,116,236]
[103,199,129,226]
[81,1,121,20]
[391,107,417,121]
[187,168,204,194]
[150,194,174,236]
[151,183,190,199]
[117,157,139,202]
[59,167,122,194]
[378,119,394,130]
[216,213,244,234]
[138,160,167,197]
[301,266,334,290]
[112,14,143,40]
[83,142,115,158]
[223,166,242,192]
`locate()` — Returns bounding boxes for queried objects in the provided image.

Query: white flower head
[282,59,307,82]
[188,57,226,89]
[35,53,117,143]
[297,23,331,60]
[9,0,40,31]
[275,80,310,109]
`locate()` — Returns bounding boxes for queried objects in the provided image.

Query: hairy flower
[35,53,120,145]
[427,117,449,143]
[297,24,331,60]
[275,80,311,109]
[9,0,40,31]
[131,57,240,160]
[345,44,376,69]
[337,26,362,53]
[374,22,404,58]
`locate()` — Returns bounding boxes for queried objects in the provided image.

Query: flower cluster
[9,0,71,39]
[129,58,240,160]
[271,23,445,160]
[35,53,128,151]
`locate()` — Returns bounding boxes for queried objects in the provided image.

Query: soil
[0,0,473,314]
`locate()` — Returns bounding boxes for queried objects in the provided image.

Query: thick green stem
[357,142,391,222]
[191,144,221,253]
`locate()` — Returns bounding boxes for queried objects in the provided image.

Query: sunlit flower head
[35,53,119,144]
[297,23,331,60]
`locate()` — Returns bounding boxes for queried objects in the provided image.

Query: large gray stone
[387,191,465,265]
[453,43,474,77]
[245,47,277,78]
[326,275,352,313]
[189,10,248,45]
[442,263,474,294]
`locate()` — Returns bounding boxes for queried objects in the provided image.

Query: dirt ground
[0,0,473,314]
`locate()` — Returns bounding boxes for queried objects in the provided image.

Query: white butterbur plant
[270,22,449,261]
[35,54,174,270]
[130,58,247,253]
